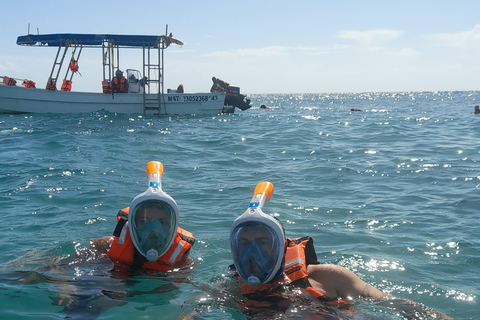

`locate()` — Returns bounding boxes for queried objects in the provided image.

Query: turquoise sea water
[0,91,478,319]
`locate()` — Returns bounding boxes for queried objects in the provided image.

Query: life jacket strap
[113,216,127,238]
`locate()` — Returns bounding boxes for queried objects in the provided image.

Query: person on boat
[91,161,194,273]
[177,84,184,93]
[474,105,480,114]
[111,69,129,93]
[229,181,451,319]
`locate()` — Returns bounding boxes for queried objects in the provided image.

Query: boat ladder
[47,45,69,90]
[142,44,164,115]
[46,43,82,91]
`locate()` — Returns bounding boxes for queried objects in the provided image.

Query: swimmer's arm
[307,264,388,299]
[309,264,451,318]
[330,264,388,299]
[339,268,388,299]
[90,236,114,254]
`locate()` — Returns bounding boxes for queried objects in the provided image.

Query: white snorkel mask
[128,161,179,262]
[230,182,286,285]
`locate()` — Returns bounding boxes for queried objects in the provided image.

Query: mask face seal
[129,200,177,261]
[230,181,285,285]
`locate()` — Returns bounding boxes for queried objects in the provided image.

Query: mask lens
[130,200,177,260]
[231,222,281,284]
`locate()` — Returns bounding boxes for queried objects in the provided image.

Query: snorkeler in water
[228,181,452,319]
[91,161,195,272]
[7,161,195,319]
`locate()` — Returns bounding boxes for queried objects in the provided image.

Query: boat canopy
[16,33,179,48]
[13,31,185,114]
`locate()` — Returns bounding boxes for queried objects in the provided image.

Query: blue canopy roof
[16,33,170,48]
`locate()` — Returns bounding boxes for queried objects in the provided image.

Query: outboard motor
[225,86,251,111]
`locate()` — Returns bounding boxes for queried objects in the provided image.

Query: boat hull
[0,84,225,115]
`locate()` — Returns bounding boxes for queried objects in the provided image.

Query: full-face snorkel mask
[230,182,286,285]
[128,161,179,262]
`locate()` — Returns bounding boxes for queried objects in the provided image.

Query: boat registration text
[168,95,219,102]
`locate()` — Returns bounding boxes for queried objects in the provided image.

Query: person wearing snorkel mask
[229,182,452,319]
[92,161,194,272]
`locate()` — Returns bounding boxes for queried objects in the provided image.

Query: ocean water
[0,91,478,319]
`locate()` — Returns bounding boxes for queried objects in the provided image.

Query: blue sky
[1,0,479,94]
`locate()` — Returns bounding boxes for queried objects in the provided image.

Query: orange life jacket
[232,236,349,308]
[61,79,72,91]
[23,80,36,88]
[102,80,112,93]
[3,76,17,86]
[107,207,194,271]
[285,237,349,307]
[69,60,79,73]
[46,78,56,91]
[112,77,126,93]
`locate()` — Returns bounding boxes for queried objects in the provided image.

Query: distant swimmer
[260,104,269,109]
[474,105,480,114]
[351,108,362,112]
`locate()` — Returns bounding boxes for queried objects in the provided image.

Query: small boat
[0,31,248,115]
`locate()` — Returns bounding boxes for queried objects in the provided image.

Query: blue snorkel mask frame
[230,182,286,285]
[128,161,179,262]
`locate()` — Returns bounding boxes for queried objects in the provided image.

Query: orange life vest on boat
[112,77,126,93]
[23,80,36,88]
[69,60,79,73]
[232,236,349,308]
[61,79,72,91]
[46,78,56,91]
[107,207,194,272]
[102,80,112,93]
[2,76,17,86]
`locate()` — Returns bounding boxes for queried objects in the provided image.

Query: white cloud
[295,46,328,55]
[0,60,19,71]
[394,47,421,57]
[429,24,480,48]
[203,46,289,58]
[332,44,350,50]
[367,47,387,52]
[336,29,403,44]
[202,46,330,59]
[169,49,195,54]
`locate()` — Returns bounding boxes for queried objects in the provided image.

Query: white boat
[0,32,228,115]
[0,81,225,115]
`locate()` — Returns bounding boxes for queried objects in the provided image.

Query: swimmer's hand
[90,236,114,254]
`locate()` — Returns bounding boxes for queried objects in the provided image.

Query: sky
[1,0,479,94]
